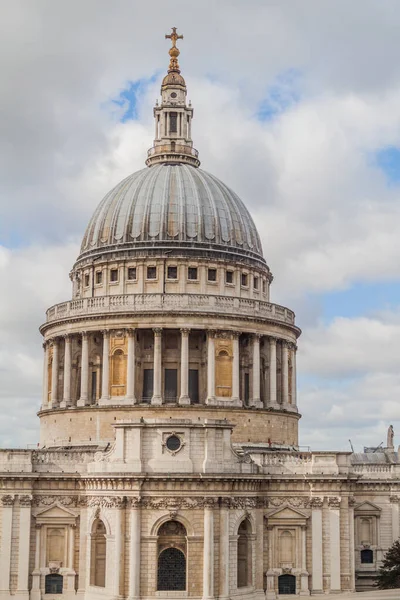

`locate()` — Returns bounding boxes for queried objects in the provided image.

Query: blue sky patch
[112,73,159,122]
[257,68,302,121]
[375,146,400,185]
[318,280,400,323]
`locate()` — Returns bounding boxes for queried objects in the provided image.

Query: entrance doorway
[278,574,296,594]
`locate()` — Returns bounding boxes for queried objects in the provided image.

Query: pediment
[35,503,77,524]
[354,501,382,514]
[267,504,308,521]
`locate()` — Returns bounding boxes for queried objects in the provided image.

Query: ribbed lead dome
[79,164,264,262]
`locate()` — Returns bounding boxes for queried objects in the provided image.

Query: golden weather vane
[165,27,183,72]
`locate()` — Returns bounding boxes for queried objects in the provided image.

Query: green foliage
[376,539,400,589]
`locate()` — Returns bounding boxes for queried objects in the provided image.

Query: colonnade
[42,328,297,411]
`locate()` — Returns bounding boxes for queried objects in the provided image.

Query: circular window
[166,434,181,452]
[170,92,177,98]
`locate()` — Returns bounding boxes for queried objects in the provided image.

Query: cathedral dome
[78,163,265,264]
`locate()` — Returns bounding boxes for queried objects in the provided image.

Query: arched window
[157,520,187,591]
[111,349,126,396]
[90,519,107,587]
[237,519,252,588]
[361,549,373,564]
[45,574,63,594]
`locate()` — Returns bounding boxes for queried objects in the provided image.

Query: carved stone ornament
[33,495,78,507]
[389,496,400,503]
[348,497,357,507]
[126,497,141,509]
[328,497,341,509]
[228,497,258,510]
[141,496,218,510]
[269,496,307,508]
[19,494,32,507]
[1,495,15,506]
[88,496,126,509]
[306,497,323,508]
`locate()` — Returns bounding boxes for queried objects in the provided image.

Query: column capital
[127,328,136,336]
[269,335,277,344]
[153,327,163,336]
[62,333,71,341]
[253,332,263,340]
[389,496,400,503]
[80,330,89,339]
[18,494,32,507]
[1,494,15,507]
[232,331,242,339]
[42,341,47,350]
[49,336,60,346]
[328,496,341,509]
[207,329,217,338]
[180,328,191,335]
[307,496,323,508]
[101,329,110,337]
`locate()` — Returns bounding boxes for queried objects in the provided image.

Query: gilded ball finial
[165,27,183,72]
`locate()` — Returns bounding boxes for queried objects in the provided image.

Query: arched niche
[157,520,187,591]
[237,518,252,588]
[90,518,107,587]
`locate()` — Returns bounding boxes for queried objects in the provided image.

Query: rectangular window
[226,270,234,284]
[95,271,102,285]
[170,112,178,133]
[147,266,157,279]
[143,369,154,400]
[127,267,137,280]
[253,276,259,290]
[110,269,118,282]
[84,274,90,287]
[241,273,248,287]
[262,280,267,293]
[188,267,198,280]
[167,266,178,279]
[208,268,217,282]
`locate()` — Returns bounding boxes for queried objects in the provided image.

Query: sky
[1,0,400,451]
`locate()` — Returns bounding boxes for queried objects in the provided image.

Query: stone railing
[44,293,296,326]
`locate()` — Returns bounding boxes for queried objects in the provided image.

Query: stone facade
[0,28,399,600]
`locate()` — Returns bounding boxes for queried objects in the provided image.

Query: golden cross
[165,27,183,48]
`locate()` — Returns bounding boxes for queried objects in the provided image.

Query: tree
[376,539,400,589]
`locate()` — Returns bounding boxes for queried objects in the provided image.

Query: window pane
[170,112,178,133]
[147,266,157,279]
[127,267,137,280]
[188,267,198,280]
[208,268,217,282]
[241,273,248,287]
[110,269,118,282]
[226,271,234,284]
[167,266,177,279]
[95,271,102,284]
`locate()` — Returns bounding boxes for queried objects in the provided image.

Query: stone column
[390,496,400,543]
[151,328,163,405]
[61,334,72,408]
[219,499,230,600]
[348,498,356,592]
[31,525,41,600]
[268,337,277,407]
[77,505,88,597]
[282,341,289,406]
[179,328,190,405]
[340,496,352,591]
[50,338,59,408]
[113,503,123,598]
[65,524,77,593]
[128,499,141,600]
[311,498,323,594]
[203,501,215,600]
[42,342,49,409]
[0,495,14,596]
[231,332,241,405]
[126,329,137,403]
[255,505,265,598]
[329,497,341,592]
[78,331,89,406]
[250,334,263,408]
[300,525,310,595]
[291,344,297,408]
[266,526,276,600]
[17,495,31,598]
[100,330,110,402]
[206,331,216,404]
